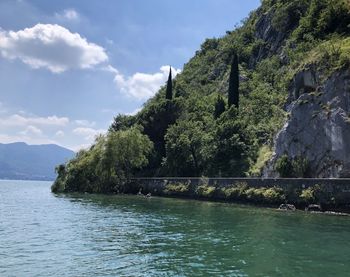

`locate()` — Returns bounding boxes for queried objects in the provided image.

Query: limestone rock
[265,69,350,178]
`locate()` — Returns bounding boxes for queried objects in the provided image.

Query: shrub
[275,154,294,177]
[249,145,273,176]
[196,185,216,198]
[263,187,286,204]
[275,155,310,177]
[245,187,266,203]
[300,184,331,204]
[220,182,248,199]
[300,187,316,203]
[292,156,310,177]
[164,182,190,195]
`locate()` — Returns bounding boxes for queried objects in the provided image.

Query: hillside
[0,142,74,180]
[53,0,350,193]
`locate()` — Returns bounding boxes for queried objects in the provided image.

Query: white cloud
[0,114,69,127]
[0,24,108,73]
[55,130,65,137]
[55,9,80,21]
[19,125,42,136]
[102,64,119,74]
[113,65,181,100]
[73,127,106,141]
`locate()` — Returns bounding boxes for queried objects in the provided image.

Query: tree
[228,53,239,108]
[214,94,226,118]
[212,108,253,176]
[110,114,136,132]
[164,120,214,176]
[166,67,173,100]
[137,99,183,175]
[51,128,153,193]
[103,128,153,182]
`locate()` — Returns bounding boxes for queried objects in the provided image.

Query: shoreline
[56,190,350,217]
[52,177,350,216]
[142,194,350,216]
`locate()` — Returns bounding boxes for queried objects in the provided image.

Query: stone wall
[130,177,350,204]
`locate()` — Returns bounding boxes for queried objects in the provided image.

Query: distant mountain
[0,142,75,181]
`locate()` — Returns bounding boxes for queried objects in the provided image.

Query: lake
[1,180,350,276]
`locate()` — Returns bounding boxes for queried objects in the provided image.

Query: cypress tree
[214,94,226,118]
[166,66,173,100]
[228,53,239,108]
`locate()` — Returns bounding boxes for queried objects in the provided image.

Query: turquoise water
[1,180,350,276]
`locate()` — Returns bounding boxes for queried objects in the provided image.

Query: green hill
[53,0,350,193]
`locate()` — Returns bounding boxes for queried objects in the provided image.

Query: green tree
[228,53,239,108]
[104,128,153,182]
[110,114,136,132]
[212,108,253,176]
[214,94,226,118]
[137,99,183,175]
[166,67,173,100]
[164,120,214,176]
[51,128,153,193]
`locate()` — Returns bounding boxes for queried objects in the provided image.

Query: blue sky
[0,0,260,151]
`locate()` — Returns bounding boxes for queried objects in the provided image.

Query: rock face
[249,8,298,67]
[289,66,320,102]
[266,68,350,178]
[254,12,285,59]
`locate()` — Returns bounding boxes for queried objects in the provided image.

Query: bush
[275,154,294,177]
[220,182,248,199]
[263,187,286,203]
[292,156,310,177]
[249,145,273,176]
[300,187,315,203]
[164,182,190,195]
[245,187,266,202]
[196,185,216,198]
[300,184,331,204]
[275,155,310,177]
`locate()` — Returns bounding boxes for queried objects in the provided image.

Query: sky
[0,0,261,151]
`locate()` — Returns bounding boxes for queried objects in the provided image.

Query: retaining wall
[130,177,350,204]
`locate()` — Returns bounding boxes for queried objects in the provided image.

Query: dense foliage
[52,128,153,193]
[53,0,350,193]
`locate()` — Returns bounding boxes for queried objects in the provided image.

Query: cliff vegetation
[53,0,350,193]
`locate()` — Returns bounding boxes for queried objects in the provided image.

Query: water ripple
[1,180,350,276]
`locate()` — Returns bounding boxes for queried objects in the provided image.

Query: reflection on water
[1,180,350,277]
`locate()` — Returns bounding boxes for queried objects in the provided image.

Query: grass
[249,145,273,176]
[299,36,350,77]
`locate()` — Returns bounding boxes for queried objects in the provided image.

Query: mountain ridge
[0,142,75,181]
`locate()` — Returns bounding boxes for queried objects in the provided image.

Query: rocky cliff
[266,68,350,177]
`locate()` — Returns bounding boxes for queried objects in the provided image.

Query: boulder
[306,204,322,212]
[278,204,296,211]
